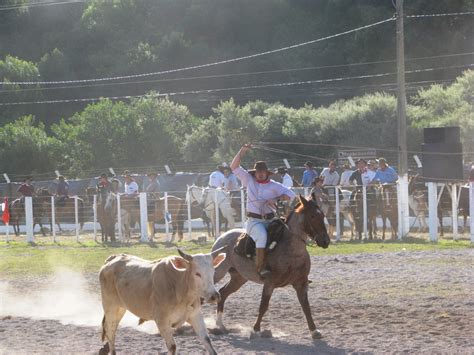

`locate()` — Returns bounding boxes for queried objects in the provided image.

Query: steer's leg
[101,306,126,354]
[293,280,322,340]
[188,311,217,355]
[216,270,247,331]
[253,283,274,334]
[156,320,177,355]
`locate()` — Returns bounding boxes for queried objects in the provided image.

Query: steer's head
[170,247,226,304]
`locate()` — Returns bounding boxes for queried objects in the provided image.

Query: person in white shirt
[340,163,354,187]
[223,166,240,210]
[208,165,226,188]
[365,160,377,184]
[320,160,340,187]
[123,172,139,197]
[276,167,294,188]
[200,165,226,209]
[231,144,295,278]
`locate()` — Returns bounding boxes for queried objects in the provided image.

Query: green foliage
[0,116,58,175]
[411,70,474,152]
[51,96,197,176]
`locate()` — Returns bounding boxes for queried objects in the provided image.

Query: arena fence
[2,181,473,243]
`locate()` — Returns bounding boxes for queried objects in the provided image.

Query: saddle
[234,218,287,259]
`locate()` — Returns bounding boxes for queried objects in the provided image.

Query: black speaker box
[423,126,460,145]
[421,142,463,181]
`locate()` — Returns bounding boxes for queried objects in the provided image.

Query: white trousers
[245,217,271,248]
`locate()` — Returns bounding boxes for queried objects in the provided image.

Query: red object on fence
[2,198,10,225]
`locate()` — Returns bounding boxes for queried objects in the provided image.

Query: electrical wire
[0,63,471,106]
[0,0,85,11]
[0,16,396,85]
[1,51,472,94]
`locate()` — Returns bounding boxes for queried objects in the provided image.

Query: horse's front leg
[293,281,322,339]
[252,283,274,335]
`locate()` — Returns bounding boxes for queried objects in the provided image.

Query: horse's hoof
[311,329,323,339]
[249,330,261,339]
[99,342,110,355]
[261,329,273,338]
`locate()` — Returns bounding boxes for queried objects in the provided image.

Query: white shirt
[361,170,376,186]
[340,170,354,187]
[233,167,295,215]
[209,170,226,188]
[282,173,293,188]
[124,181,139,195]
[320,168,340,186]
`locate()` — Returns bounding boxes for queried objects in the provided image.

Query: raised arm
[230,143,252,171]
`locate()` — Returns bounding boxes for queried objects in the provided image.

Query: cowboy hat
[304,161,314,168]
[276,167,287,174]
[248,161,273,176]
[146,171,158,177]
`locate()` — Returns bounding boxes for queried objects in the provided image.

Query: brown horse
[378,183,398,239]
[211,194,330,339]
[148,195,185,242]
[10,189,50,236]
[38,191,85,233]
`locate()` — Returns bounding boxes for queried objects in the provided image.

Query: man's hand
[241,143,252,154]
[265,199,277,209]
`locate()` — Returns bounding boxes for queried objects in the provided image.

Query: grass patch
[0,238,471,277]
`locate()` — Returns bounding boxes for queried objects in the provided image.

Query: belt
[246,212,275,220]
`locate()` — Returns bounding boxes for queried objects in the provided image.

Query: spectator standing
[320,160,340,187]
[123,171,139,197]
[276,167,294,188]
[301,161,318,187]
[55,175,69,207]
[339,163,354,187]
[373,158,398,184]
[208,165,226,188]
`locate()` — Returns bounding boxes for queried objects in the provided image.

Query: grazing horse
[38,190,85,233]
[350,186,378,240]
[408,175,428,232]
[187,185,235,239]
[147,195,185,242]
[211,195,330,339]
[378,184,398,239]
[10,189,49,236]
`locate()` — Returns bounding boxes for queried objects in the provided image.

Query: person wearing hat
[223,166,241,211]
[208,165,226,189]
[301,161,319,187]
[96,173,113,198]
[275,167,293,188]
[17,176,35,198]
[372,158,398,184]
[230,144,296,278]
[339,162,354,187]
[365,160,377,184]
[55,175,70,207]
[123,172,139,197]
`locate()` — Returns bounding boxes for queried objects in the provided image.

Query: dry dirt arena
[1,248,473,354]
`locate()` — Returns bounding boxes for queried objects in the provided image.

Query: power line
[0,0,85,11]
[2,51,472,94]
[0,63,471,106]
[0,16,396,86]
[406,11,474,18]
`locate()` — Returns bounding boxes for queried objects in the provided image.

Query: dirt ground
[1,248,473,354]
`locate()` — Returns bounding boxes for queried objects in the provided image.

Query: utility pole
[396,0,410,237]
[396,0,408,176]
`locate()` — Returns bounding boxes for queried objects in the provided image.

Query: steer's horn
[211,245,227,259]
[177,248,193,261]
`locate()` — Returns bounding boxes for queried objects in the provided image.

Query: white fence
[2,181,473,243]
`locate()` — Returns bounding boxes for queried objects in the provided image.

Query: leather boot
[255,248,271,278]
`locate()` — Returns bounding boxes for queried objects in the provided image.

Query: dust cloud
[0,269,157,334]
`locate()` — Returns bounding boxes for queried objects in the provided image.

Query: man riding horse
[55,175,69,207]
[230,143,295,278]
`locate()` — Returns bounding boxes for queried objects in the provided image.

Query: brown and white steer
[99,248,226,355]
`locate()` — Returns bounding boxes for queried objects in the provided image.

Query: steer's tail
[101,315,106,341]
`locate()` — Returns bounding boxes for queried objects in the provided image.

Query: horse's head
[294,194,330,249]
